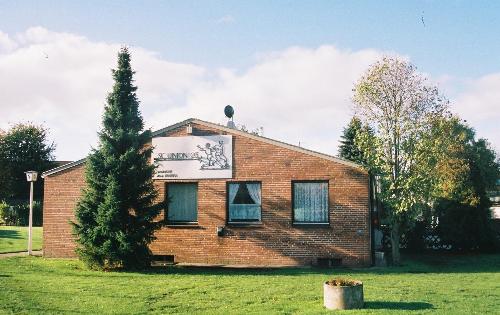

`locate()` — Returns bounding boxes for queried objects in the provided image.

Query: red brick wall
[43,165,85,257]
[43,122,371,266]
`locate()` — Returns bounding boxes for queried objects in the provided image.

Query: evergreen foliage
[73,48,164,270]
[338,116,373,166]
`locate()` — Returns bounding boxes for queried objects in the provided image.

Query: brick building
[42,118,372,267]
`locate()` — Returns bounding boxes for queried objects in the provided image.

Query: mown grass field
[0,253,499,314]
[0,226,43,253]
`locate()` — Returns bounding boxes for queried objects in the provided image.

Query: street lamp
[25,171,38,255]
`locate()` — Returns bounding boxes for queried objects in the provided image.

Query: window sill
[165,222,201,228]
[292,223,331,228]
[227,222,263,228]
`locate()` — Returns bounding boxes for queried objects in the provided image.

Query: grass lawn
[0,226,43,253]
[0,254,499,314]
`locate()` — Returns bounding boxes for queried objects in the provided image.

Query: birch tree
[353,57,448,265]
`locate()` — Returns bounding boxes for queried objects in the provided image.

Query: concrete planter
[323,280,364,310]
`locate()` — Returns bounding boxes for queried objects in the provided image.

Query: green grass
[0,254,499,314]
[0,226,43,253]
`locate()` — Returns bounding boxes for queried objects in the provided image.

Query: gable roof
[41,158,87,178]
[42,118,364,178]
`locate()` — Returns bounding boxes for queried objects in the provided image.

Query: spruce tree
[73,47,163,270]
[338,116,371,166]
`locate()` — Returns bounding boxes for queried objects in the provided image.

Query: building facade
[489,179,500,235]
[42,119,372,267]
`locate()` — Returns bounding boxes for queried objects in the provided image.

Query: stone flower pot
[323,279,364,310]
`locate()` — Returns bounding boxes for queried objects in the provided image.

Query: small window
[228,182,261,223]
[293,181,329,223]
[166,183,197,223]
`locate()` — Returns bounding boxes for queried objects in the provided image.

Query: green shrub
[0,201,8,225]
[406,220,428,251]
[0,200,43,226]
[435,198,498,251]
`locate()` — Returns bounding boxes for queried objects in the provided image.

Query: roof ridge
[42,118,365,177]
[186,118,364,171]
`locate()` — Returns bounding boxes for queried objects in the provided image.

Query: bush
[435,198,498,251]
[406,220,427,252]
[0,200,43,226]
[0,201,8,225]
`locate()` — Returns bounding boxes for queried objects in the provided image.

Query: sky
[0,1,499,160]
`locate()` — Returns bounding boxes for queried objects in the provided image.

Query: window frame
[165,182,199,225]
[226,181,263,225]
[291,180,330,226]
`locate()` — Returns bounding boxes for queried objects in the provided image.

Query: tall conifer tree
[338,116,372,166]
[73,48,163,270]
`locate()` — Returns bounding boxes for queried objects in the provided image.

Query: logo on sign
[152,135,232,179]
[154,140,229,171]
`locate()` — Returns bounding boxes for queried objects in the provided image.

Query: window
[228,182,261,223]
[166,183,198,223]
[293,181,329,224]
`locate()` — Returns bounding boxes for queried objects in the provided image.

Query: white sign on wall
[152,135,233,179]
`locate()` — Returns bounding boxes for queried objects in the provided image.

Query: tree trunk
[390,224,401,266]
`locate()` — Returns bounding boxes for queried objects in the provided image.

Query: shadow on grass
[14,253,499,278]
[147,265,322,276]
[365,301,433,310]
[138,255,499,276]
[0,229,22,240]
[140,252,500,276]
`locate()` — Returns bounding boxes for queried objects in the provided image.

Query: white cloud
[0,27,385,160]
[215,15,235,24]
[0,31,17,53]
[161,46,384,155]
[1,27,496,161]
[0,27,205,159]
[451,73,500,153]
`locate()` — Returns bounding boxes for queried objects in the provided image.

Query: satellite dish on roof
[224,105,234,119]
[224,105,236,129]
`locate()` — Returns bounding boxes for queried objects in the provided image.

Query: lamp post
[25,171,38,255]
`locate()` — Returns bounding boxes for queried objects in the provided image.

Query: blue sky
[2,1,499,77]
[0,1,499,159]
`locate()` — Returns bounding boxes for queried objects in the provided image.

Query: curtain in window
[294,182,328,222]
[167,184,197,222]
[229,183,239,204]
[229,183,261,221]
[247,183,261,205]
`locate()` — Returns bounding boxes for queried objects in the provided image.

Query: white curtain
[229,183,239,204]
[167,184,197,222]
[294,182,328,222]
[229,183,261,221]
[247,183,261,205]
